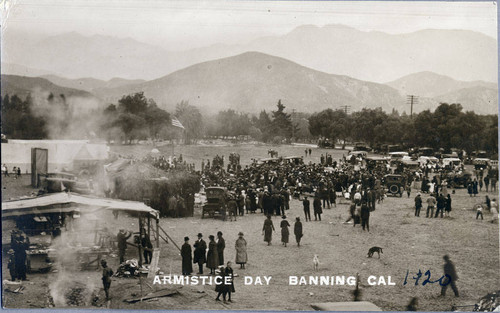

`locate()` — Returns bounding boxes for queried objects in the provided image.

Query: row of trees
[2,91,497,155]
[308,103,498,154]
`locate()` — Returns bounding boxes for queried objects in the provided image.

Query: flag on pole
[171,117,185,129]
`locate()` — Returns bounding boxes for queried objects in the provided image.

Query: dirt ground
[2,145,499,311]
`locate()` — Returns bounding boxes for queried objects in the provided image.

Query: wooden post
[138,216,143,267]
[155,217,160,248]
[147,216,151,242]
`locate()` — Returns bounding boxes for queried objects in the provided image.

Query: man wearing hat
[414,193,423,217]
[117,229,132,264]
[181,237,193,275]
[193,233,207,274]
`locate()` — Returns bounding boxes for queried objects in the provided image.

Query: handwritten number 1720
[403,270,451,286]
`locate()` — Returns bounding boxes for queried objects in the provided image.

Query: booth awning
[2,192,159,219]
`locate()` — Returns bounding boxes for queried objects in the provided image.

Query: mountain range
[2,25,497,83]
[2,51,496,115]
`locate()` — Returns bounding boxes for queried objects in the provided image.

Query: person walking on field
[484,175,490,192]
[302,196,311,221]
[217,231,225,266]
[262,215,275,246]
[206,235,219,275]
[313,195,322,221]
[414,193,423,217]
[193,233,207,274]
[360,200,370,232]
[441,255,459,297]
[181,237,193,275]
[280,215,291,247]
[426,194,436,218]
[445,194,452,217]
[101,259,113,301]
[294,217,303,246]
[235,232,247,269]
[435,193,446,218]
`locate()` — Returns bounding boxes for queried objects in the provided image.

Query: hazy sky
[2,0,498,50]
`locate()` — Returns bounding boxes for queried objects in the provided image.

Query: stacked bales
[112,162,200,217]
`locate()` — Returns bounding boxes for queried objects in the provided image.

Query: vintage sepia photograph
[1,0,499,311]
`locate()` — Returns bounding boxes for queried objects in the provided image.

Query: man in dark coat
[101,259,113,300]
[441,255,459,297]
[262,191,272,216]
[193,233,207,274]
[181,237,193,275]
[117,229,132,264]
[216,231,225,266]
[360,201,370,231]
[435,193,446,218]
[302,196,311,221]
[313,195,322,221]
[140,228,153,264]
[414,193,423,217]
[294,217,303,246]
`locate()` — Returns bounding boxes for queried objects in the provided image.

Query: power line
[337,105,351,114]
[406,95,419,118]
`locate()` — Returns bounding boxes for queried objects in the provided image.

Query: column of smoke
[29,88,107,140]
[48,209,116,307]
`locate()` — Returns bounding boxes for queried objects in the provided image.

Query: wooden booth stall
[2,192,165,272]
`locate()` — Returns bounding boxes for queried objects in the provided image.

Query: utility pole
[291,109,296,139]
[338,105,351,114]
[407,95,419,118]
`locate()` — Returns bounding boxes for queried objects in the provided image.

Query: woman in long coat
[216,231,225,266]
[280,216,290,247]
[294,217,303,246]
[262,215,275,245]
[235,232,248,269]
[224,261,236,302]
[181,236,193,275]
[206,235,219,274]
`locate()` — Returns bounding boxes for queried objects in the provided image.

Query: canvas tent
[2,192,159,219]
[1,140,108,173]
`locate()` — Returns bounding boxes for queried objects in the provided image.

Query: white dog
[313,254,320,271]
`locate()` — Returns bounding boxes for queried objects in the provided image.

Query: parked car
[202,187,228,219]
[383,174,405,197]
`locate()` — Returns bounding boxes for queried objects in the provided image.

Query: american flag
[171,117,185,129]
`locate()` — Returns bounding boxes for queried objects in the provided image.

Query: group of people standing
[414,192,452,218]
[181,231,248,276]
[262,215,303,247]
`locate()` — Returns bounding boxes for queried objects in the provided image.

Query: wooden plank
[123,288,179,303]
[147,248,160,279]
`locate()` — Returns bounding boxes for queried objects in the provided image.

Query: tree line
[308,103,498,154]
[1,92,497,155]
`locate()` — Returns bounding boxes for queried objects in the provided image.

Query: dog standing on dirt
[367,247,383,258]
[313,254,320,270]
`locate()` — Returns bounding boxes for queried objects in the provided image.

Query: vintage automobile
[202,187,228,219]
[473,158,491,170]
[383,174,405,197]
[446,171,473,188]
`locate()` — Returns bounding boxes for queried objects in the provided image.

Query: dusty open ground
[2,143,499,311]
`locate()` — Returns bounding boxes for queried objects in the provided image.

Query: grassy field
[2,143,499,311]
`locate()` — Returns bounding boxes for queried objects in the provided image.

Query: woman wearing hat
[280,216,290,247]
[262,215,275,246]
[294,217,303,246]
[235,232,247,269]
[206,235,219,275]
[181,237,193,275]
